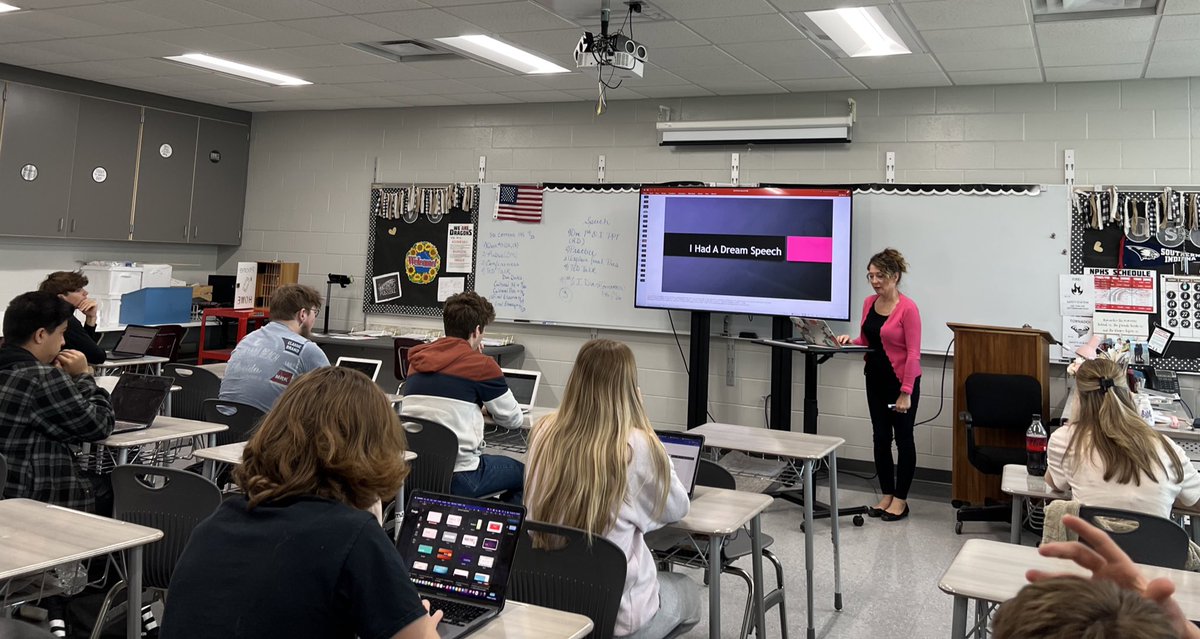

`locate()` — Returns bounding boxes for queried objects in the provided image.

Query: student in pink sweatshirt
[837,248,922,521]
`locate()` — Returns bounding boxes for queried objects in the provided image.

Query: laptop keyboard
[485,428,528,454]
[426,597,489,626]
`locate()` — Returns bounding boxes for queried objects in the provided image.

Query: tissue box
[120,287,192,325]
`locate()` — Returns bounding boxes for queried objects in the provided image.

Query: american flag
[495,184,544,223]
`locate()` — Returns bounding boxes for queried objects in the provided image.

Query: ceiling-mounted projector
[573,30,645,78]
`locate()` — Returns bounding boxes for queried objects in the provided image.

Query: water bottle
[1137,394,1155,427]
[1026,413,1048,477]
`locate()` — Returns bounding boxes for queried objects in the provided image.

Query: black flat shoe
[866,506,884,518]
[881,505,910,521]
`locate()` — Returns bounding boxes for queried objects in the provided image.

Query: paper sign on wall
[437,276,465,302]
[446,224,474,273]
[234,262,257,310]
[1062,315,1094,356]
[1093,311,1150,339]
[1086,268,1157,313]
[1059,274,1094,316]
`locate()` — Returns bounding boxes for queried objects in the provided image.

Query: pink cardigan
[852,294,922,394]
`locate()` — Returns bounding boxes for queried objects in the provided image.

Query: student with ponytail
[1046,358,1200,518]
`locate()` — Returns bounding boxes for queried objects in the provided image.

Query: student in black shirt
[160,367,442,639]
[38,271,106,366]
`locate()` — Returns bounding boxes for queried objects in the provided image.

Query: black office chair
[89,465,222,639]
[0,618,57,639]
[399,415,458,496]
[509,520,627,639]
[955,373,1042,534]
[200,399,265,447]
[162,364,221,421]
[1078,505,1191,570]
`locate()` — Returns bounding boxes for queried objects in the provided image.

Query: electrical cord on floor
[763,393,770,429]
[915,337,955,427]
[668,312,715,423]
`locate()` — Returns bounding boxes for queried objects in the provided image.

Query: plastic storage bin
[119,287,192,325]
[140,264,173,288]
[92,295,122,329]
[82,265,142,297]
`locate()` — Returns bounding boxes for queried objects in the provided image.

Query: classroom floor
[672,473,1014,639]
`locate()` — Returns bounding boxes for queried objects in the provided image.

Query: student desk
[86,416,227,468]
[96,355,169,376]
[194,442,417,480]
[939,538,1200,639]
[310,333,525,393]
[0,499,162,639]
[199,362,402,406]
[667,485,773,639]
[477,601,592,638]
[691,422,847,639]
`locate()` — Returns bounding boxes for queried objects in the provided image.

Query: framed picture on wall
[372,271,402,304]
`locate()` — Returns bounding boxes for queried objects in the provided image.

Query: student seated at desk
[0,291,114,514]
[525,339,700,639]
[402,292,524,503]
[38,270,106,366]
[161,367,441,639]
[1047,359,1200,519]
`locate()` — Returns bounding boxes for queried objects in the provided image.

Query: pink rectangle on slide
[786,236,833,263]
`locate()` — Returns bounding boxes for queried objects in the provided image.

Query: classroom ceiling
[2,0,1200,111]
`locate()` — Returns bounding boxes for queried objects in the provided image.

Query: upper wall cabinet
[0,83,80,238]
[132,109,199,243]
[67,97,141,241]
[189,118,249,246]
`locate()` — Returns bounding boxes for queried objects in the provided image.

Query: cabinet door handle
[58,218,64,232]
[193,225,199,238]
[184,224,189,239]
[70,220,76,233]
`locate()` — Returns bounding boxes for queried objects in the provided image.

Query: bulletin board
[362,184,480,317]
[1072,187,1200,371]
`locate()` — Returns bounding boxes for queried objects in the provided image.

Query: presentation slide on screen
[635,187,852,319]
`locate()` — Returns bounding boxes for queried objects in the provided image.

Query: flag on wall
[495,184,544,223]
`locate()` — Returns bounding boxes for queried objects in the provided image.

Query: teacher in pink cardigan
[836,248,921,522]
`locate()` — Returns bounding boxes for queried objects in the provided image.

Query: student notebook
[789,317,842,349]
[109,373,173,434]
[334,356,382,382]
[106,325,160,361]
[398,491,526,639]
[657,430,705,497]
[500,368,541,413]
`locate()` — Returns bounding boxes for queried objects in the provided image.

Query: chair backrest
[145,325,185,361]
[963,373,1042,431]
[696,458,736,490]
[399,414,458,495]
[163,363,222,421]
[0,452,6,498]
[1077,505,1191,570]
[110,465,222,589]
[0,618,58,639]
[201,399,265,447]
[509,520,627,639]
[393,337,425,381]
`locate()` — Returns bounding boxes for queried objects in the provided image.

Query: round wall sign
[92,167,107,183]
[209,150,221,163]
[159,143,173,158]
[20,164,37,181]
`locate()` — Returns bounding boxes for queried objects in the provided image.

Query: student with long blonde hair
[525,339,700,639]
[1046,358,1200,518]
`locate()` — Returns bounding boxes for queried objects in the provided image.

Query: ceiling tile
[754,59,851,81]
[935,48,1040,72]
[281,64,401,84]
[564,87,643,101]
[395,95,467,106]
[498,89,576,102]
[207,21,332,48]
[720,39,830,66]
[1165,0,1200,13]
[0,11,121,42]
[56,34,181,58]
[1035,15,1157,45]
[633,84,712,98]
[528,71,606,90]
[147,27,270,53]
[368,8,483,39]
[10,0,127,7]
[1155,14,1200,40]
[685,14,805,43]
[621,20,707,48]
[216,47,325,70]
[206,0,340,21]
[402,58,513,79]
[645,45,741,68]
[0,42,82,65]
[839,53,944,76]
[858,72,952,89]
[33,59,165,81]
[440,1,578,32]
[949,68,1043,85]
[461,74,549,92]
[669,63,765,84]
[276,15,405,41]
[1039,42,1150,67]
[335,63,444,82]
[383,77,482,94]
[612,65,689,87]
[1044,64,1143,82]
[701,80,788,96]
[452,92,524,104]
[769,0,874,10]
[310,0,427,13]
[921,25,1035,52]
[123,0,263,28]
[652,0,777,19]
[333,81,418,96]
[776,77,867,92]
[900,0,1030,30]
[46,4,195,32]
[1146,60,1200,77]
[10,37,132,60]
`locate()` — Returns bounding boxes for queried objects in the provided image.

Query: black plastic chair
[0,451,7,498]
[0,618,57,638]
[201,399,265,447]
[162,364,222,421]
[509,520,626,639]
[89,465,222,639]
[955,373,1042,534]
[399,414,458,496]
[392,337,424,394]
[1078,505,1191,570]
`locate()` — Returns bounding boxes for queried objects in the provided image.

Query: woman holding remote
[836,248,922,521]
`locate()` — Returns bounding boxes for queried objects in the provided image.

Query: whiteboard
[843,185,1070,354]
[475,186,675,332]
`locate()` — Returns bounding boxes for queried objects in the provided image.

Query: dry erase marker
[887,403,897,409]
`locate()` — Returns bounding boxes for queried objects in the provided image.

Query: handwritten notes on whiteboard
[479,228,531,314]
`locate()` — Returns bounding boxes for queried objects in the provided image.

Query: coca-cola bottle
[1026,413,1048,477]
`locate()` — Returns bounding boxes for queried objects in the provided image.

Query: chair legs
[763,549,789,639]
[88,581,126,639]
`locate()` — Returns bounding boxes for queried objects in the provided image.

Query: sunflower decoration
[405,241,441,285]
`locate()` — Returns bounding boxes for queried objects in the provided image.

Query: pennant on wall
[495,184,544,223]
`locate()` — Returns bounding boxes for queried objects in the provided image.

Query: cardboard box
[192,285,213,302]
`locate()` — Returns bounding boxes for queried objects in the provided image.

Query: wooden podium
[948,323,1053,505]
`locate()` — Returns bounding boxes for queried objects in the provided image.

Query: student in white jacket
[525,339,700,639]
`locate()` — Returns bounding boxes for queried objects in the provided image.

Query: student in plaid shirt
[0,291,114,515]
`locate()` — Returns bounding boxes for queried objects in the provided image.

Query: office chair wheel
[952,500,966,508]
[853,515,864,527]
[955,522,964,534]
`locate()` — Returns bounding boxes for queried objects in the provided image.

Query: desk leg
[708,533,721,639]
[749,515,766,639]
[803,460,815,639]
[203,459,215,482]
[117,448,129,466]
[394,485,405,544]
[126,547,144,639]
[1010,498,1022,544]
[829,451,843,611]
[951,596,967,639]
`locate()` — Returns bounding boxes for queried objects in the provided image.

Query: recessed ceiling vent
[1031,0,1161,22]
[348,40,461,63]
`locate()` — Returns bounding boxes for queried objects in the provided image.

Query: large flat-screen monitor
[635,187,853,320]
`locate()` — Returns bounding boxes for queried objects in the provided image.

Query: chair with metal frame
[399,414,457,496]
[162,363,221,422]
[1078,504,1191,570]
[201,399,265,447]
[392,337,424,394]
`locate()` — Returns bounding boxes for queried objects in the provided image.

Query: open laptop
[657,431,705,497]
[398,491,526,638]
[109,373,173,434]
[500,368,541,414]
[106,325,160,361]
[789,317,841,348]
[335,356,382,382]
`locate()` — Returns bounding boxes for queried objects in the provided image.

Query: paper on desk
[327,334,375,340]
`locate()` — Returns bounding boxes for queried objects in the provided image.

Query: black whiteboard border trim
[761,182,1042,195]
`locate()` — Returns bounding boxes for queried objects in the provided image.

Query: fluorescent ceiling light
[434,35,568,74]
[163,53,311,86]
[806,7,910,58]
[0,3,21,12]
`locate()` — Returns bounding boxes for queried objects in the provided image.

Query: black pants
[865,371,920,500]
